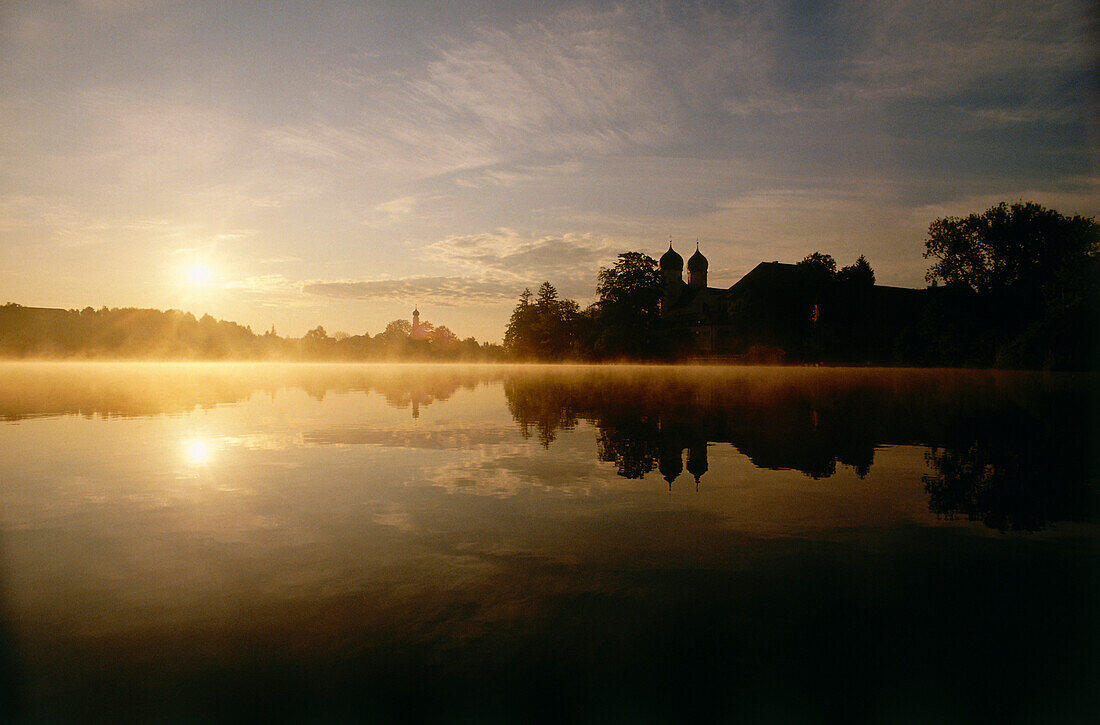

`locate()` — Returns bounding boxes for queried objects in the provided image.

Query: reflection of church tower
[686,441,708,491]
[659,446,683,491]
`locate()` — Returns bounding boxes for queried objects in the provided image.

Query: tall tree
[838,255,875,288]
[505,283,584,359]
[504,288,539,359]
[796,252,838,289]
[429,325,459,349]
[593,252,662,359]
[382,319,412,338]
[533,282,581,359]
[924,201,1098,303]
[922,202,1099,368]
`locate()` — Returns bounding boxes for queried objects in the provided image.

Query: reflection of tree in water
[504,379,581,446]
[373,374,481,418]
[597,413,661,480]
[3,364,1093,530]
[0,364,498,421]
[923,411,1095,531]
[502,369,1096,528]
[502,371,886,486]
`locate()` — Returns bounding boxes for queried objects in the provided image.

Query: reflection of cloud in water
[303,426,516,449]
[0,364,1096,720]
[372,502,416,532]
[222,432,306,451]
[423,433,607,497]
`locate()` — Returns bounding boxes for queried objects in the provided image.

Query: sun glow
[186,440,211,464]
[187,264,212,285]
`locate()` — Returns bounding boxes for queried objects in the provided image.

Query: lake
[0,362,1096,722]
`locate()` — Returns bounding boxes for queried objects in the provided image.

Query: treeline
[906,202,1098,369]
[503,202,1099,369]
[0,305,504,361]
[504,252,665,360]
[503,251,902,362]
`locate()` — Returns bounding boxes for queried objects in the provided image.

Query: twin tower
[659,241,708,309]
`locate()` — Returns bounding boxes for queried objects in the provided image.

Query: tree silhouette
[796,252,837,289]
[593,252,662,359]
[922,202,1099,368]
[504,288,539,359]
[504,283,581,359]
[0,305,499,361]
[838,255,874,287]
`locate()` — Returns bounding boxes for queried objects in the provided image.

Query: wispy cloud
[221,274,295,293]
[910,176,1100,225]
[277,6,696,180]
[372,195,418,222]
[449,161,583,190]
[303,276,518,306]
[303,227,628,305]
[1,0,1094,338]
[844,0,1093,103]
[423,230,624,298]
[219,274,318,309]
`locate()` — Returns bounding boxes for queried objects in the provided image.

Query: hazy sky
[2,0,1096,341]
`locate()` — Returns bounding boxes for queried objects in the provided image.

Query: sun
[187,264,212,285]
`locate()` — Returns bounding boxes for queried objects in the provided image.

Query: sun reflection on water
[186,439,211,464]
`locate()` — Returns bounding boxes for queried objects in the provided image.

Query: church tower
[659,241,684,309]
[687,243,708,288]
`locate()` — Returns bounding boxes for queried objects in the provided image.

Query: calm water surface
[0,363,1096,722]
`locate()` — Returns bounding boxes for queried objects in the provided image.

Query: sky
[1,0,1096,341]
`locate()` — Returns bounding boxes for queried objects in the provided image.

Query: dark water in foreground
[0,363,1096,722]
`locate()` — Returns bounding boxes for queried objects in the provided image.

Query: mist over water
[0,363,1096,721]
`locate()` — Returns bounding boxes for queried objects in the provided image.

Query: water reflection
[0,361,496,421]
[0,363,1096,720]
[922,412,1097,531]
[185,440,211,465]
[1,363,1095,530]
[502,367,1096,529]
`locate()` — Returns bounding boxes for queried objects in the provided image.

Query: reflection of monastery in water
[657,243,926,360]
[503,369,1094,530]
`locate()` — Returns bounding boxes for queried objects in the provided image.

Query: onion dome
[687,244,708,273]
[659,241,683,272]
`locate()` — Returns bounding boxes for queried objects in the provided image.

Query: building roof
[728,261,800,295]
